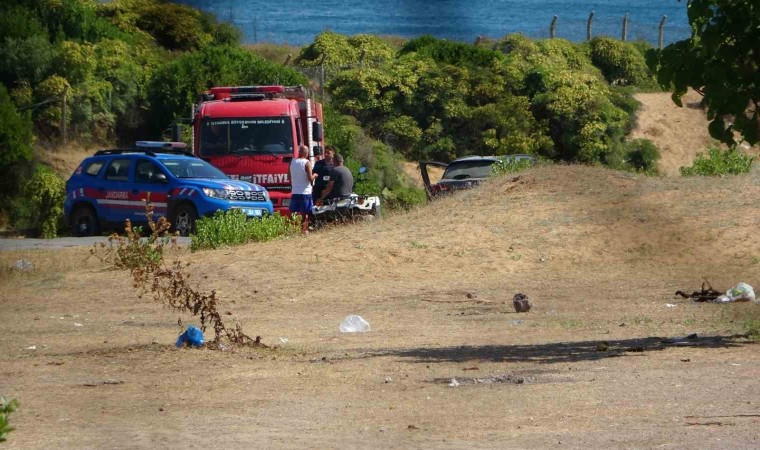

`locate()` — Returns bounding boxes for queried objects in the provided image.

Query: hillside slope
[3,164,760,448]
[631,90,722,176]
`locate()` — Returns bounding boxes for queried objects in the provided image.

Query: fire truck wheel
[71,206,99,237]
[172,204,197,236]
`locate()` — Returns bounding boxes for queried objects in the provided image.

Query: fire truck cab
[192,85,324,215]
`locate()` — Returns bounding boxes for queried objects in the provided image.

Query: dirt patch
[3,165,760,448]
[35,142,101,178]
[402,161,444,189]
[628,89,755,176]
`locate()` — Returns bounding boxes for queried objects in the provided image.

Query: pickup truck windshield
[200,117,293,156]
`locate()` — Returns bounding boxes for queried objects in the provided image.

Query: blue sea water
[178,0,691,46]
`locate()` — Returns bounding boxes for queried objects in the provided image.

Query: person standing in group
[312,145,335,203]
[288,145,317,233]
[317,153,354,202]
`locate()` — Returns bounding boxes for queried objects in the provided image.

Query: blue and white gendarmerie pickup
[64,141,274,236]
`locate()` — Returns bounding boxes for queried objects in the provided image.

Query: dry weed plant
[91,202,264,348]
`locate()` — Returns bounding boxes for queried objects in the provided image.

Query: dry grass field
[3,91,760,448]
[2,161,760,448]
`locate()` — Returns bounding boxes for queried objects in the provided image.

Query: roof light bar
[135,141,188,149]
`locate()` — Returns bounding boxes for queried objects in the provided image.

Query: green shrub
[680,147,754,176]
[22,165,66,238]
[297,31,359,66]
[0,396,19,443]
[495,33,540,58]
[0,84,34,171]
[135,2,214,51]
[148,45,307,135]
[0,35,58,85]
[399,35,505,68]
[625,139,660,173]
[381,185,426,210]
[297,31,393,66]
[491,157,537,176]
[589,37,657,89]
[324,106,415,199]
[191,210,301,251]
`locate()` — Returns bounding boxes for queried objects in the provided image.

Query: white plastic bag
[715,282,756,303]
[339,315,370,333]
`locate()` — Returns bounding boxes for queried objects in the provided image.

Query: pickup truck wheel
[172,204,197,236]
[71,206,99,237]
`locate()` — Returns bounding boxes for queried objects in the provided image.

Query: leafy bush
[491,157,537,176]
[0,35,58,85]
[296,31,393,66]
[0,396,19,443]
[191,210,301,251]
[399,35,505,68]
[22,165,66,238]
[680,147,754,176]
[329,45,550,162]
[135,2,214,51]
[324,106,416,201]
[381,185,426,210]
[0,84,34,171]
[625,139,660,173]
[148,45,307,135]
[588,37,657,89]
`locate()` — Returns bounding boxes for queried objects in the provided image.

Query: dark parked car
[419,154,536,199]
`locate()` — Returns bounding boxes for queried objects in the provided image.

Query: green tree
[148,45,307,136]
[135,2,213,51]
[0,35,58,84]
[0,84,34,171]
[589,37,657,88]
[647,0,760,145]
[296,32,394,67]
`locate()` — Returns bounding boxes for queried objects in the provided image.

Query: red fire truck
[191,85,325,214]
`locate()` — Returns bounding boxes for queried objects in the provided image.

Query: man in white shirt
[288,145,317,233]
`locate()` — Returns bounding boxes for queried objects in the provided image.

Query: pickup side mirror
[312,121,324,141]
[312,145,324,157]
[153,173,168,183]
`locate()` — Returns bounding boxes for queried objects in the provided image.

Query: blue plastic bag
[175,325,204,348]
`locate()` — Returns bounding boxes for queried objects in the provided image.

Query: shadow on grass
[363,334,751,365]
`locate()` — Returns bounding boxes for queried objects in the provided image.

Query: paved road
[0,236,191,251]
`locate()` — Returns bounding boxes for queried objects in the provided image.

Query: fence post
[586,11,594,41]
[61,85,69,145]
[622,13,629,42]
[549,15,558,39]
[658,15,667,49]
[359,49,366,68]
[284,53,292,65]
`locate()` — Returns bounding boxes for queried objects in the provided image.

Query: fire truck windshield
[200,117,293,156]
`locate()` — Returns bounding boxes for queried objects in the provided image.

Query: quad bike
[312,193,381,227]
